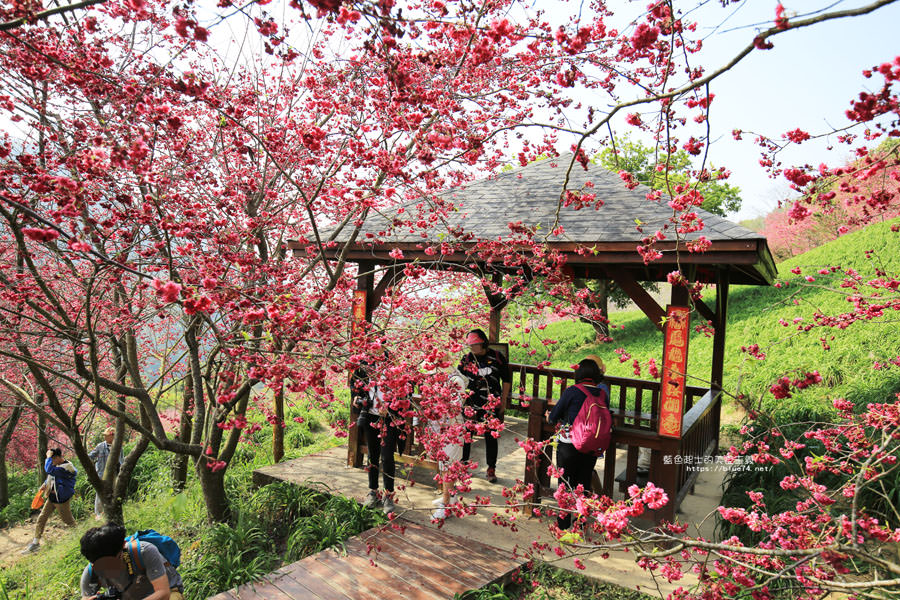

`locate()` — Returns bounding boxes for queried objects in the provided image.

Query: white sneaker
[363,490,380,509]
[432,503,448,520]
[432,497,446,507]
[382,496,396,515]
[21,541,39,554]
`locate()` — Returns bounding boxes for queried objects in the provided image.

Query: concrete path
[255,416,727,597]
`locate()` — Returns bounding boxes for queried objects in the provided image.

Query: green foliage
[738,216,765,233]
[180,511,280,599]
[126,445,174,500]
[596,136,742,216]
[455,582,514,600]
[246,483,326,539]
[285,494,384,561]
[0,467,36,527]
[524,563,653,599]
[457,562,653,600]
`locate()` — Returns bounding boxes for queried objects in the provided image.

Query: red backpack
[570,383,612,456]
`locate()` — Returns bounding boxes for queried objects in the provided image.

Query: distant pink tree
[762,140,900,260]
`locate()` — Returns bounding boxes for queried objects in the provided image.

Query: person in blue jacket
[23,447,78,553]
[548,357,610,530]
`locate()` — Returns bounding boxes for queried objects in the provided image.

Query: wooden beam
[349,263,376,469]
[711,270,730,391]
[356,261,376,322]
[670,283,689,306]
[486,272,504,343]
[607,268,665,332]
[371,264,405,308]
[693,298,716,324]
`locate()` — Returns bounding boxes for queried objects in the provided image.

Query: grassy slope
[508,217,900,422]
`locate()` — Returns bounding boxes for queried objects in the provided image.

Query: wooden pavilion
[309,155,775,522]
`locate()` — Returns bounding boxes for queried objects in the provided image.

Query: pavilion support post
[710,271,729,456]
[485,272,506,343]
[489,309,502,344]
[711,270,729,391]
[348,262,375,468]
[524,398,548,513]
[651,445,678,522]
[671,282,689,306]
[371,264,406,310]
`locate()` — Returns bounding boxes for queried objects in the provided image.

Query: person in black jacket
[457,329,511,483]
[548,358,610,530]
[351,353,406,515]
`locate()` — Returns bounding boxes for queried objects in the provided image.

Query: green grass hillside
[508,217,900,422]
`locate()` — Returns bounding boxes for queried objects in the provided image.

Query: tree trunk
[576,279,611,341]
[99,485,125,525]
[172,373,194,492]
[593,279,611,341]
[272,382,285,463]
[102,432,151,526]
[197,461,230,523]
[0,405,23,508]
[37,394,47,484]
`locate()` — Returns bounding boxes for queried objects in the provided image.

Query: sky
[631,0,900,222]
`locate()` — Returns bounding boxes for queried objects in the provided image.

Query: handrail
[509,362,706,398]
[681,389,720,435]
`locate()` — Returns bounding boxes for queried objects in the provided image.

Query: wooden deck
[207,520,526,599]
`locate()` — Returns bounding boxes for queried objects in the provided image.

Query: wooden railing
[516,361,719,522]
[346,361,722,523]
[671,389,722,509]
[509,362,706,428]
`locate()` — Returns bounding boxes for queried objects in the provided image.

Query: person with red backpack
[79,522,183,600]
[548,357,612,530]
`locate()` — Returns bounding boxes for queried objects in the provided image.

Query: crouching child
[80,522,184,600]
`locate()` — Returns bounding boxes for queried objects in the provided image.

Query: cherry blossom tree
[763,139,900,259]
[1,2,899,596]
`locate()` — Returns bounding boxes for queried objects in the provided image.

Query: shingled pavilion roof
[319,155,776,286]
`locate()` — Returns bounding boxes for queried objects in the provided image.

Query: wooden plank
[232,578,295,600]
[281,562,354,600]
[265,568,324,600]
[313,546,430,600]
[207,592,238,600]
[343,537,449,599]
[296,553,381,600]
[373,529,486,589]
[400,522,520,577]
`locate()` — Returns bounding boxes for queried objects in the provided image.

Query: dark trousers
[361,413,402,493]
[556,441,598,529]
[461,407,498,469]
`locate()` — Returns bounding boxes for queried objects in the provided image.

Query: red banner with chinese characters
[658,305,690,438]
[351,289,367,339]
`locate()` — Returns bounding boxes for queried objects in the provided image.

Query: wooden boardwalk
[208,520,526,600]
